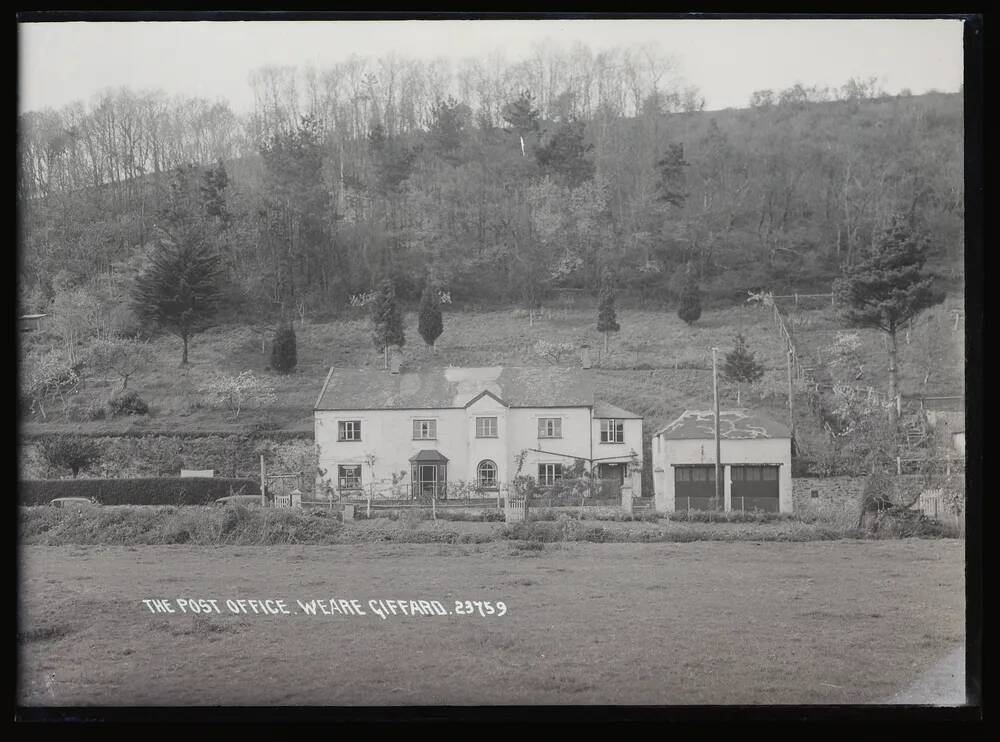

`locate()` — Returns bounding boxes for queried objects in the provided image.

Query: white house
[651,409,792,514]
[313,366,643,500]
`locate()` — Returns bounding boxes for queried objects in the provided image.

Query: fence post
[260,455,266,508]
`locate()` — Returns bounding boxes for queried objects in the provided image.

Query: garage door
[731,465,780,512]
[674,465,721,510]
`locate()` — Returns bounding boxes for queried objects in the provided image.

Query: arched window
[477,460,498,489]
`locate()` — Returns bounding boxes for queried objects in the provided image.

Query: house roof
[409,449,449,463]
[593,400,642,419]
[654,409,790,440]
[314,366,641,417]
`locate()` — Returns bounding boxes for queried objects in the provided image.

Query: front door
[419,465,438,498]
[599,463,625,484]
[596,463,624,498]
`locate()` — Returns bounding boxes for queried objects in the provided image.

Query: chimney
[580,344,592,369]
[389,347,402,374]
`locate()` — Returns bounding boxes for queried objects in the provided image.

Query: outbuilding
[651,409,792,514]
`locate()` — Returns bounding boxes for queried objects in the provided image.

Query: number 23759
[454,600,507,617]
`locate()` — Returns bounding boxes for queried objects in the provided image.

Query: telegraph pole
[712,347,722,507]
[787,349,795,437]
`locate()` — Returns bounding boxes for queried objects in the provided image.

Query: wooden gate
[505,495,527,523]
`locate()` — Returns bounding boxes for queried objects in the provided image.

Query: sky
[18,18,965,114]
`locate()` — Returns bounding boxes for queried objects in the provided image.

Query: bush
[18,477,258,506]
[107,391,149,417]
[200,371,277,419]
[38,435,100,477]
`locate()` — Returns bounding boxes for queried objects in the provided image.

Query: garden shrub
[107,391,149,417]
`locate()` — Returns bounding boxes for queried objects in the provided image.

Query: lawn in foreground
[18,539,964,706]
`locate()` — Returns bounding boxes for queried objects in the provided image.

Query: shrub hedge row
[19,478,259,506]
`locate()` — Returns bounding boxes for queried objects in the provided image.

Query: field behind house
[21,300,965,444]
[18,539,965,706]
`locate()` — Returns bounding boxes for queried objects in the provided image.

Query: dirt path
[885,644,966,705]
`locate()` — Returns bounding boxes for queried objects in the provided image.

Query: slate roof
[592,400,642,419]
[654,409,790,440]
[409,449,449,463]
[315,366,626,411]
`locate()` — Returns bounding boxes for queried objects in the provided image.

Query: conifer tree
[833,216,944,424]
[596,268,620,357]
[723,333,765,405]
[132,231,223,365]
[418,280,444,353]
[133,165,225,365]
[372,278,405,369]
[270,323,298,373]
[677,265,702,325]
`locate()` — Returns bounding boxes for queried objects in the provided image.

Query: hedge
[19,478,259,506]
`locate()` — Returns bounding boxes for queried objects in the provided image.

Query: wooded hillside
[17,49,963,322]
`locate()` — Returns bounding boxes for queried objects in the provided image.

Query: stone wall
[792,472,965,522]
[793,476,866,513]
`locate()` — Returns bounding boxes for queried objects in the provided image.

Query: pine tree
[536,121,595,187]
[133,165,226,365]
[833,216,944,424]
[270,323,298,373]
[372,278,405,368]
[677,265,702,325]
[655,143,691,207]
[418,281,444,353]
[596,268,620,357]
[501,89,540,157]
[723,333,765,405]
[132,231,223,365]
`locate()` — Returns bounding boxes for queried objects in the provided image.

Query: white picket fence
[505,495,527,523]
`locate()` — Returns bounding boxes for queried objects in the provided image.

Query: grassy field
[21,305,801,438]
[18,539,964,706]
[22,301,965,478]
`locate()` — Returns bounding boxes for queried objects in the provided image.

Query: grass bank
[19,504,959,546]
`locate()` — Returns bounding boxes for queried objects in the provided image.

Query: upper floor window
[338,464,362,489]
[338,420,362,441]
[538,417,562,438]
[600,419,624,444]
[476,416,498,438]
[538,463,563,486]
[413,419,437,440]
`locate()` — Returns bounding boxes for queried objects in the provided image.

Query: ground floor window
[730,465,779,481]
[338,464,362,490]
[675,465,717,482]
[477,460,498,489]
[538,463,563,486]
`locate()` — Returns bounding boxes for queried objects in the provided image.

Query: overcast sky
[18,18,965,114]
